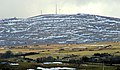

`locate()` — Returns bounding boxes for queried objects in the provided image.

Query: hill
[0,14,120,46]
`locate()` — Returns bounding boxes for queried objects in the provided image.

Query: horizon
[1,13,120,19]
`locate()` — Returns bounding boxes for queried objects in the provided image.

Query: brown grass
[0,42,120,59]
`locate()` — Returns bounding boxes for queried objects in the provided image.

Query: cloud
[60,0,120,17]
[0,0,120,18]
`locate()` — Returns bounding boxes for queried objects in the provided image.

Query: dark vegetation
[0,51,14,58]
[0,51,39,59]
[0,50,120,70]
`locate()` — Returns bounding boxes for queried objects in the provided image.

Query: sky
[0,0,120,18]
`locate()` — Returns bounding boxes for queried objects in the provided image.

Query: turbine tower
[59,9,61,14]
[41,10,42,15]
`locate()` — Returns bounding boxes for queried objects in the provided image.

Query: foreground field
[0,42,120,70]
[0,42,120,59]
[0,61,118,70]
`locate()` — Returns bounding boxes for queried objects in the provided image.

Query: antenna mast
[56,4,57,14]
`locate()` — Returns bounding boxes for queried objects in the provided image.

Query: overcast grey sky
[0,0,120,18]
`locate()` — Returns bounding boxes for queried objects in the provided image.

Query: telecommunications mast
[56,4,58,14]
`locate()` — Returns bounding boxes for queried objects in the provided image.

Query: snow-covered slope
[0,14,120,46]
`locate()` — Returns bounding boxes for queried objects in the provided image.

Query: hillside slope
[0,14,120,46]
